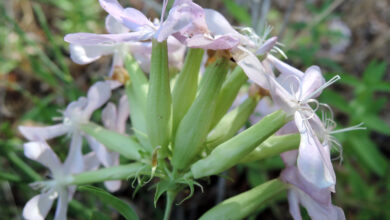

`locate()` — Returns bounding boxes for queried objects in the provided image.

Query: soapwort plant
[18,0,365,219]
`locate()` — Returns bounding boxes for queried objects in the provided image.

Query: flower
[19,81,111,172]
[65,2,185,74]
[264,55,341,189]
[85,95,129,192]
[280,150,345,220]
[22,141,99,220]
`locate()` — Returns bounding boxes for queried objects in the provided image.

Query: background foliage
[0,0,389,219]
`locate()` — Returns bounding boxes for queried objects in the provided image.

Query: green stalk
[172,58,229,170]
[191,110,289,178]
[124,54,151,151]
[163,191,177,220]
[240,133,300,163]
[206,95,260,151]
[0,171,21,182]
[209,66,248,129]
[70,163,145,185]
[80,123,143,160]
[7,151,41,181]
[172,48,204,136]
[146,40,172,151]
[199,179,287,220]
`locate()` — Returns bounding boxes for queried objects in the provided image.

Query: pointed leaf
[79,185,139,220]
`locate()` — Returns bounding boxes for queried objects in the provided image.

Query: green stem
[70,163,146,185]
[163,191,176,220]
[0,171,21,182]
[7,151,41,181]
[199,179,287,220]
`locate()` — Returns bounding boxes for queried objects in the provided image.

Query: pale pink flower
[19,81,111,172]
[22,141,99,220]
[280,151,345,220]
[85,95,129,192]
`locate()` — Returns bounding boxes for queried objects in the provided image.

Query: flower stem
[163,191,176,220]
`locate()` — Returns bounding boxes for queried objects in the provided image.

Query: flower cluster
[19,0,363,219]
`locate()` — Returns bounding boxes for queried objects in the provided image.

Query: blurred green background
[0,0,389,219]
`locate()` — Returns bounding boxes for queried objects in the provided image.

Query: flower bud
[240,133,300,163]
[191,110,289,178]
[146,40,172,151]
[124,54,151,151]
[206,95,260,150]
[209,66,248,129]
[172,57,229,170]
[71,163,145,185]
[81,122,143,160]
[172,48,204,136]
[199,179,287,220]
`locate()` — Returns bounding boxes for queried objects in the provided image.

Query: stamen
[302,75,341,102]
[273,46,288,59]
[331,122,366,134]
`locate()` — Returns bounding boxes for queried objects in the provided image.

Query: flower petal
[102,102,117,130]
[116,95,130,133]
[104,180,122,192]
[105,15,129,34]
[83,81,112,118]
[267,54,304,78]
[69,43,116,65]
[186,34,239,50]
[295,112,336,188]
[98,0,151,31]
[298,189,345,220]
[204,9,240,37]
[65,32,152,46]
[280,150,299,167]
[85,136,115,168]
[287,189,302,220]
[23,142,62,173]
[63,132,84,174]
[157,0,208,41]
[255,36,278,56]
[232,48,270,90]
[300,66,325,100]
[53,188,69,220]
[23,193,54,220]
[83,151,101,171]
[19,124,68,141]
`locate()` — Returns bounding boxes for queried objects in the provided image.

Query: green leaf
[91,210,111,220]
[320,90,351,113]
[363,114,390,135]
[154,180,176,207]
[371,82,390,92]
[363,60,387,84]
[348,134,387,176]
[222,0,251,25]
[79,185,139,220]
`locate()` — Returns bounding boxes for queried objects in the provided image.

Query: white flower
[22,141,99,220]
